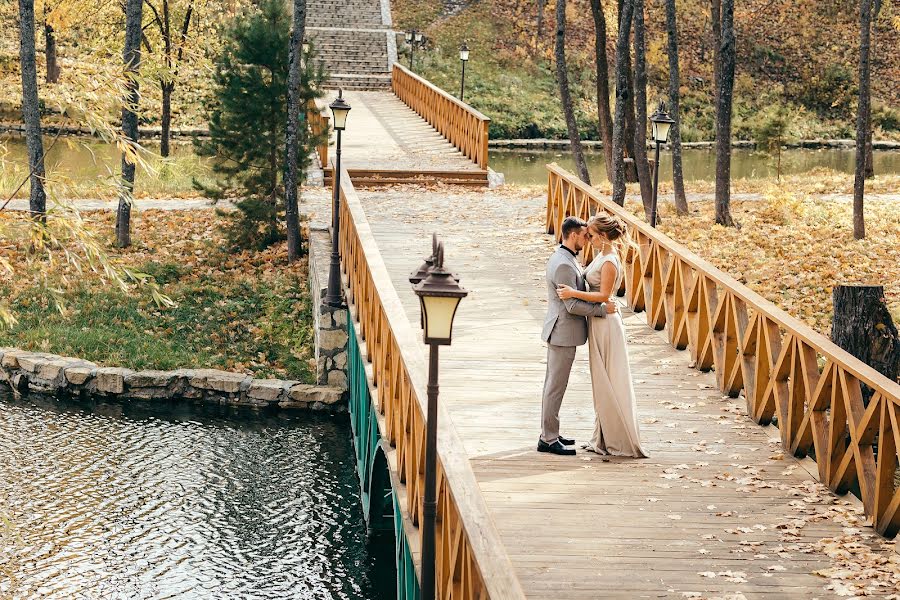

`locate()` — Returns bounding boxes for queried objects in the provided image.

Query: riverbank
[7,123,899,150]
[0,209,316,381]
[490,138,900,150]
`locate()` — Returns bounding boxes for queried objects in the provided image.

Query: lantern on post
[324,89,352,307]
[459,41,470,101]
[411,236,468,600]
[648,102,675,228]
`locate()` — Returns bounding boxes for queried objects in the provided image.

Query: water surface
[4,134,898,187]
[0,392,395,599]
[489,147,900,186]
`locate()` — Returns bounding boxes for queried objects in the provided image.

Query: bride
[556,214,648,458]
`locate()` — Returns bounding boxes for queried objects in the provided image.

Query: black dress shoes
[558,435,575,446]
[537,439,576,456]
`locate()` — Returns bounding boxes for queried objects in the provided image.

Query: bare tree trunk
[853,0,872,240]
[116,0,143,248]
[711,0,721,113]
[611,0,634,205]
[161,83,172,157]
[590,0,614,181]
[614,0,638,183]
[832,285,900,400]
[864,0,881,180]
[535,0,547,56]
[148,0,193,157]
[18,0,46,217]
[864,113,874,179]
[631,0,653,217]
[714,0,735,227]
[44,20,60,83]
[622,21,638,182]
[285,0,307,261]
[555,0,590,184]
[665,0,688,214]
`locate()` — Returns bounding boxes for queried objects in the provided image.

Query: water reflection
[2,134,899,188]
[489,147,900,185]
[0,392,396,599]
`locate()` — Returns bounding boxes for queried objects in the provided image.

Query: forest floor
[0,209,315,381]
[1,176,896,382]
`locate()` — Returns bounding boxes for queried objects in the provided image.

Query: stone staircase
[305,0,395,90]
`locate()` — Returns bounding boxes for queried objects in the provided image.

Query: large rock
[37,359,72,383]
[1,349,27,369]
[326,370,347,389]
[248,379,294,401]
[289,383,344,405]
[319,328,347,352]
[95,367,133,394]
[65,366,96,386]
[16,353,49,374]
[126,370,176,388]
[186,369,248,394]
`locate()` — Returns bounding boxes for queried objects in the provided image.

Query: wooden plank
[315,181,898,599]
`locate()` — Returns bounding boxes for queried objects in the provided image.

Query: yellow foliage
[638,192,900,336]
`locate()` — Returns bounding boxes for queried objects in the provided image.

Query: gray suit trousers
[541,343,577,444]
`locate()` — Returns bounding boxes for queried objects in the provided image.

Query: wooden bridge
[312,63,900,599]
[309,64,490,188]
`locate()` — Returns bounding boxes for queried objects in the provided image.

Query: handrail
[546,163,900,537]
[306,98,330,169]
[338,168,525,599]
[391,63,491,170]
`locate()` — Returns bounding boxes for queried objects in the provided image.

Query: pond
[2,134,900,188]
[489,146,900,186]
[0,391,396,599]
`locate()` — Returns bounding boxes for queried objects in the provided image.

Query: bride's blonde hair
[588,213,625,241]
[587,213,634,256]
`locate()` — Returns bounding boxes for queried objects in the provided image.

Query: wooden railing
[337,168,525,599]
[306,98,330,168]
[546,163,900,537]
[391,63,491,170]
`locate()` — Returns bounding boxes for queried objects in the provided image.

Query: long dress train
[584,252,648,458]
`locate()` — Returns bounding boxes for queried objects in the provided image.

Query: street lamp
[301,41,310,68]
[405,30,415,69]
[649,101,675,229]
[325,89,351,307]
[412,237,468,600]
[459,41,469,101]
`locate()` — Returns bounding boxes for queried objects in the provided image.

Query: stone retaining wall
[0,348,345,411]
[309,227,349,389]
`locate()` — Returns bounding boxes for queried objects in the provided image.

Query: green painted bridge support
[347,316,421,600]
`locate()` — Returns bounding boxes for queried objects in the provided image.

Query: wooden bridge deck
[308,184,897,599]
[323,90,482,173]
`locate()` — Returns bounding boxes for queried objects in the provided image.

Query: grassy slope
[392,0,900,142]
[0,210,315,381]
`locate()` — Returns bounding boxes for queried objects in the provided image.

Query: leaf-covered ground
[643,190,900,334]
[0,209,315,381]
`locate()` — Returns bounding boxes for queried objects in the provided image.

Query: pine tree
[195,0,323,252]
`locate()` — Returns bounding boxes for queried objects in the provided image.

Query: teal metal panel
[347,315,421,598]
[395,491,421,600]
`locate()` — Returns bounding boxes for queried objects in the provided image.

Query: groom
[539,216,616,456]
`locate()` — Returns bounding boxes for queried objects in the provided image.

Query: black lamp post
[412,237,468,600]
[405,30,415,69]
[649,102,675,228]
[459,41,469,101]
[325,89,351,307]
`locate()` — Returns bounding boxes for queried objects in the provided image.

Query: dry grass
[637,189,900,336]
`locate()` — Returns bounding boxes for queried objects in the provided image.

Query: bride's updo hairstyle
[587,213,626,242]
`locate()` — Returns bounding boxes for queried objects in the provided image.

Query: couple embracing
[538,214,648,458]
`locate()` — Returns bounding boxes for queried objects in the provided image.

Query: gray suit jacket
[541,246,607,346]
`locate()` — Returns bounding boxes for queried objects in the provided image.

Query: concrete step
[322,75,391,90]
[324,169,489,187]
